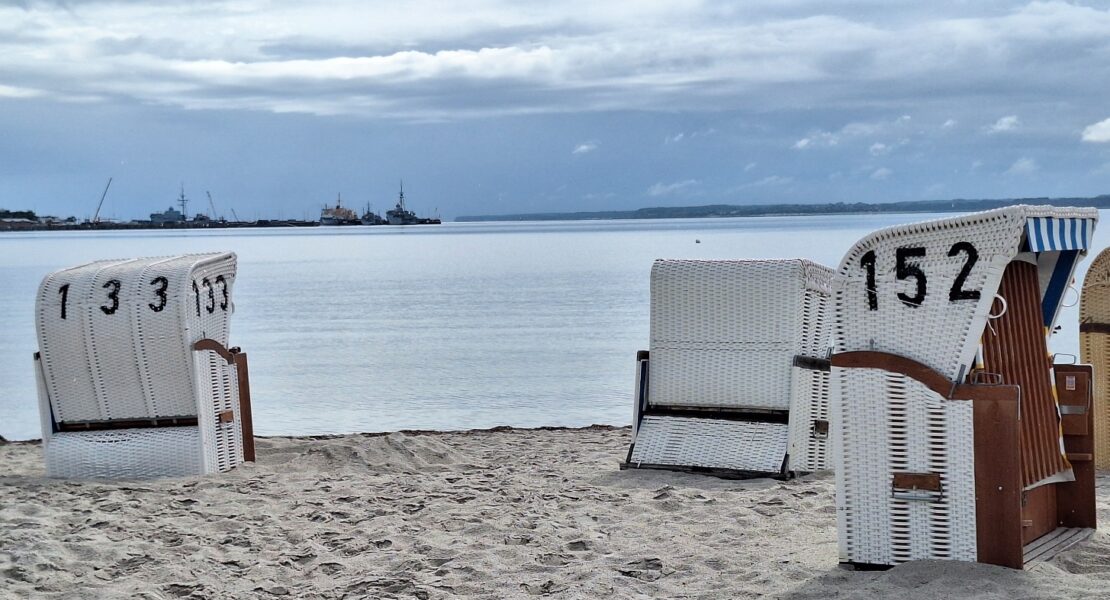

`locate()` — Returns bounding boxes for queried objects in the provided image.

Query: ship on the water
[386,182,441,225]
[361,203,387,225]
[320,194,360,225]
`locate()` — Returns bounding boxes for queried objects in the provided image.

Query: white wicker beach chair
[33,252,255,479]
[1080,247,1110,471]
[621,259,835,478]
[831,205,1098,569]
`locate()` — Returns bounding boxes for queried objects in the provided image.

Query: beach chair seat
[34,252,255,479]
[621,259,834,478]
[831,205,1098,569]
[1080,247,1110,471]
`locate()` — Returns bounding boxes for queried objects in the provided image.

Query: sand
[2,426,1109,599]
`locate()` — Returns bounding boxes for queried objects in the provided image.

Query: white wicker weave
[832,205,1098,567]
[1080,247,1110,471]
[626,259,834,475]
[34,252,243,479]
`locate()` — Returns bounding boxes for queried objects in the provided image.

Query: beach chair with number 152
[832,206,1098,569]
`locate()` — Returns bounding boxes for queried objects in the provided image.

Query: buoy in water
[695,239,701,244]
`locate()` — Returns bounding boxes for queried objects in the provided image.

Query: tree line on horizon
[455,195,1110,222]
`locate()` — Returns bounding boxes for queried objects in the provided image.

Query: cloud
[572,141,597,154]
[869,142,890,156]
[1081,118,1110,143]
[735,175,793,189]
[744,162,757,172]
[1004,157,1038,176]
[794,131,838,149]
[665,128,716,144]
[3,2,1108,121]
[986,115,1020,134]
[647,179,699,196]
[870,167,892,180]
[0,84,41,98]
[942,119,957,130]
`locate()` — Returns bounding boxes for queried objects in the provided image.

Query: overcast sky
[2,0,1110,220]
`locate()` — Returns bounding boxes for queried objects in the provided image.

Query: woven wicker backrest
[835,205,1097,381]
[1080,247,1110,470]
[36,253,237,423]
[649,259,833,410]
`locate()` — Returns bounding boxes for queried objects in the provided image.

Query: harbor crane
[206,191,221,221]
[92,177,112,223]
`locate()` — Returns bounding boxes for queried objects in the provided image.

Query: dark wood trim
[231,349,256,462]
[1054,364,1097,529]
[193,338,236,364]
[892,472,941,492]
[1078,322,1110,334]
[793,355,831,372]
[636,349,650,361]
[831,351,953,397]
[58,417,199,431]
[642,406,790,425]
[831,350,1022,404]
[619,458,792,480]
[972,384,1024,569]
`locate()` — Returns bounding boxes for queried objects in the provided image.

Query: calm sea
[2,212,1104,440]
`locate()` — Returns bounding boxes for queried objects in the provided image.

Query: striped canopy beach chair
[621,259,835,478]
[1080,246,1110,471]
[831,206,1098,569]
[34,252,254,479]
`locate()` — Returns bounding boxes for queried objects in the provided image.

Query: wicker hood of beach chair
[831,205,1098,570]
[621,258,835,478]
[1080,247,1110,471]
[34,252,254,479]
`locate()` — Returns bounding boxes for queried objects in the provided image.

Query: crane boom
[206,190,219,221]
[93,177,112,223]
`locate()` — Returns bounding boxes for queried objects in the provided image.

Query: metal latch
[811,420,830,439]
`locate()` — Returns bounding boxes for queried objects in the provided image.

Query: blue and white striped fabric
[1025,217,1095,252]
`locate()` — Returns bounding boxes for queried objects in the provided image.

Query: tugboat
[320,194,360,225]
[386,182,441,225]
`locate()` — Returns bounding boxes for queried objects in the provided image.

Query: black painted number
[58,283,70,320]
[149,276,169,312]
[860,250,878,311]
[192,280,201,316]
[895,247,927,307]
[203,277,216,314]
[216,275,228,310]
[948,242,981,302]
[100,279,121,315]
[860,242,982,309]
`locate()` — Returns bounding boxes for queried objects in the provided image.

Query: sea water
[1,212,1104,440]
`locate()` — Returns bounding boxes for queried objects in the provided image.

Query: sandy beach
[2,426,1110,599]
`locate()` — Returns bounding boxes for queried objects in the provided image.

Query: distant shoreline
[455,195,1110,222]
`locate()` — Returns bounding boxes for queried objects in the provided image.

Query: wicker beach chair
[621,259,835,478]
[1081,247,1110,471]
[33,252,255,479]
[831,205,1098,569]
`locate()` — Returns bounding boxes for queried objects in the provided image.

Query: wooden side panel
[1022,484,1058,544]
[1055,364,1096,529]
[979,261,1071,489]
[973,389,1024,569]
[232,350,256,463]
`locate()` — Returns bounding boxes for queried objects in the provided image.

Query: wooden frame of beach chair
[33,252,255,478]
[831,205,1098,569]
[1080,247,1110,471]
[621,259,834,478]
